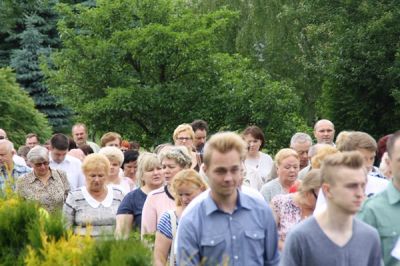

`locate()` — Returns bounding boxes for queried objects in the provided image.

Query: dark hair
[68,137,77,150]
[387,131,400,158]
[191,119,208,132]
[122,150,140,169]
[377,134,392,161]
[50,133,69,150]
[80,144,94,155]
[242,125,265,150]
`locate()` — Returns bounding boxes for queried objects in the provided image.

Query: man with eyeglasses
[281,152,381,266]
[177,132,279,266]
[0,139,31,190]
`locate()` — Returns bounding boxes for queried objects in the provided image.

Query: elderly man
[358,131,400,266]
[290,132,312,170]
[71,123,100,153]
[25,133,40,148]
[0,128,27,166]
[0,139,31,190]
[49,133,85,191]
[177,132,279,266]
[313,119,335,145]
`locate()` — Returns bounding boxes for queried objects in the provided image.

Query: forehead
[73,126,86,134]
[0,143,11,153]
[292,141,311,150]
[208,149,241,168]
[279,155,299,165]
[332,166,366,184]
[195,129,206,136]
[315,122,334,131]
[27,136,38,141]
[177,130,191,136]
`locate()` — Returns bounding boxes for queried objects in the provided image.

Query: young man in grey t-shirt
[281,151,381,266]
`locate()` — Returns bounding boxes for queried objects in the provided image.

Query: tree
[11,14,72,132]
[0,67,52,147]
[45,0,308,151]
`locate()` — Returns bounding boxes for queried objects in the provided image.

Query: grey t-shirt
[281,217,381,266]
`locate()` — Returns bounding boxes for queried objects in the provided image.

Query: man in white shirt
[49,133,85,190]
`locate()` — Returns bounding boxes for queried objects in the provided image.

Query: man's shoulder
[354,218,379,237]
[65,155,82,165]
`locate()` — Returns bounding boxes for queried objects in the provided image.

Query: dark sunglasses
[34,162,49,167]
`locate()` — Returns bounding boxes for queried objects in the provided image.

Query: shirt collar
[387,181,400,205]
[28,170,56,184]
[204,189,252,215]
[81,185,113,208]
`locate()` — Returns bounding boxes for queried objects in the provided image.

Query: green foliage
[0,67,52,147]
[45,0,307,151]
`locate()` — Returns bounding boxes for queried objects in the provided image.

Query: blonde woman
[260,148,300,203]
[271,169,321,251]
[153,169,207,266]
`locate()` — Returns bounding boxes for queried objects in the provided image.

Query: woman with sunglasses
[16,146,70,213]
[270,169,321,251]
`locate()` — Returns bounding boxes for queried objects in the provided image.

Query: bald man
[313,119,335,145]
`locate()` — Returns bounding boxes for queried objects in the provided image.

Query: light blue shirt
[177,190,279,266]
[0,163,31,190]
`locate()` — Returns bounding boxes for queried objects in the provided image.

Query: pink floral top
[271,193,302,242]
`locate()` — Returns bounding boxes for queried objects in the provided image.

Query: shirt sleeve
[176,215,200,266]
[63,192,76,228]
[157,211,173,239]
[280,229,302,266]
[117,192,135,215]
[141,194,157,236]
[264,207,280,266]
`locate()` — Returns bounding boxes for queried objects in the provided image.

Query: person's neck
[89,187,108,201]
[108,174,120,184]
[35,171,51,183]
[280,178,295,191]
[141,184,162,194]
[316,204,353,234]
[175,206,184,219]
[210,189,238,214]
[393,177,400,191]
[247,151,260,159]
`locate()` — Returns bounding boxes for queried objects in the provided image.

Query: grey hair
[27,145,49,163]
[159,146,192,168]
[99,146,124,166]
[290,132,313,147]
[0,139,14,152]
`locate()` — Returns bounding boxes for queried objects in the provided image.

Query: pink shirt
[141,186,175,236]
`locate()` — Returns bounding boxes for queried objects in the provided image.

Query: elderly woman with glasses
[141,146,192,237]
[173,124,201,171]
[16,146,70,213]
[271,169,321,251]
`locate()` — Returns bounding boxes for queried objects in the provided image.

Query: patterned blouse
[16,168,70,213]
[271,193,302,242]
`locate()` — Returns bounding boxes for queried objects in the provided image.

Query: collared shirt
[357,181,400,266]
[16,168,70,213]
[0,163,31,190]
[49,154,85,191]
[177,190,279,266]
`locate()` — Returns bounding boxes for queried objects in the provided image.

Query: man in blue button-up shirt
[177,132,279,266]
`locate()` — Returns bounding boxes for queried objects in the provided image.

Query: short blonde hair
[82,153,110,175]
[136,152,161,186]
[172,169,207,206]
[335,130,353,151]
[275,148,299,167]
[100,132,122,147]
[311,146,339,169]
[173,124,195,142]
[203,132,247,167]
[320,151,365,185]
[298,169,321,197]
[99,146,124,166]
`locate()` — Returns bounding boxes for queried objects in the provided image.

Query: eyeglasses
[34,162,49,167]
[177,137,192,141]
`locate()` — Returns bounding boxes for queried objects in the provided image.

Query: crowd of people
[0,118,399,265]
